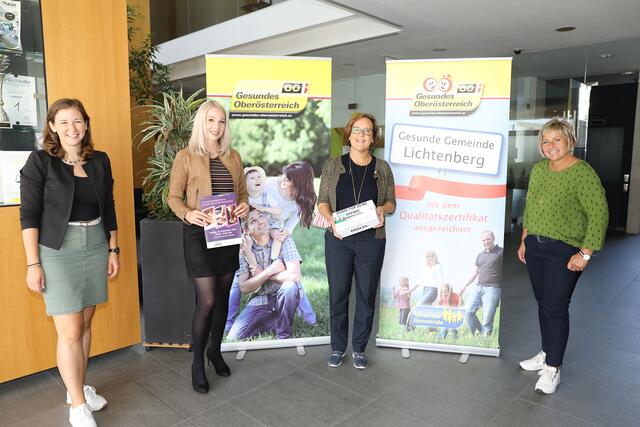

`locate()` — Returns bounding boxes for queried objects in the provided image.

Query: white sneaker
[535,366,561,394]
[69,403,97,427]
[66,385,108,411]
[519,350,547,371]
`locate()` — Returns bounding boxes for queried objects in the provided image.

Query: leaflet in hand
[201,193,242,249]
[333,199,379,237]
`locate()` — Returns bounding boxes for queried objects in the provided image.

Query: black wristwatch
[108,247,120,254]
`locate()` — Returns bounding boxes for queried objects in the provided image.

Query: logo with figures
[411,74,484,116]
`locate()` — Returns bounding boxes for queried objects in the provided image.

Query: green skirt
[39,223,109,316]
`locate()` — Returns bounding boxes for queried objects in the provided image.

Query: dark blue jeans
[524,235,582,367]
[325,231,386,353]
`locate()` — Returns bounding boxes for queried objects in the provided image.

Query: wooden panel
[128,0,153,188]
[0,0,141,383]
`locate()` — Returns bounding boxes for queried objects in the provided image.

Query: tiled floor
[2,230,640,426]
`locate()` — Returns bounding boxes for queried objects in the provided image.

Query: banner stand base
[296,345,306,356]
[236,350,246,361]
[401,348,410,359]
[459,353,470,364]
[222,336,329,352]
[376,338,499,358]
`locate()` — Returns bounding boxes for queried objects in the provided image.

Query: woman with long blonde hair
[167,100,249,393]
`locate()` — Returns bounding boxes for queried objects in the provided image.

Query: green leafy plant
[137,89,205,219]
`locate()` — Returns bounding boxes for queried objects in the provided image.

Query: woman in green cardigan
[517,117,608,394]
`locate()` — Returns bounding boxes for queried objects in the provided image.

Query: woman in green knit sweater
[517,117,608,394]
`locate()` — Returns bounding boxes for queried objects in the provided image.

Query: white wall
[332,73,385,127]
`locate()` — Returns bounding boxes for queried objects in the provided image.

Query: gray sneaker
[352,352,368,369]
[327,351,345,367]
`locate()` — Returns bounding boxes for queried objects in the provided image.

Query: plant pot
[140,218,193,346]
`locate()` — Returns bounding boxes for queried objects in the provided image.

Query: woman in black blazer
[20,98,118,427]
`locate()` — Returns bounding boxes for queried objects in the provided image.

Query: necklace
[205,143,220,159]
[349,156,369,204]
[62,157,83,165]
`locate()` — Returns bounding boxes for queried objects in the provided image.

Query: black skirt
[183,224,240,278]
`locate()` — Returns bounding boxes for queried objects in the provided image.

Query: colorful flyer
[206,55,332,351]
[200,193,242,248]
[377,58,512,357]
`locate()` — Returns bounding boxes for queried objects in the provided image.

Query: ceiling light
[432,47,447,52]
[596,53,614,59]
[555,26,576,32]
[621,71,636,75]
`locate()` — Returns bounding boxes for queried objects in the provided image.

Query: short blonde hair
[188,100,231,158]
[537,117,576,158]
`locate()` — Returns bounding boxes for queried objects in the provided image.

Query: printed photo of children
[393,276,414,325]
[213,205,227,227]
[434,283,461,338]
[226,204,238,225]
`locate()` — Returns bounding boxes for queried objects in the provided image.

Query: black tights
[192,272,234,367]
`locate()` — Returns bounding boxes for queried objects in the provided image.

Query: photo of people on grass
[379,230,503,349]
[211,96,332,344]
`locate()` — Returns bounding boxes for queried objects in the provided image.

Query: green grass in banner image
[225,225,330,342]
[378,305,500,349]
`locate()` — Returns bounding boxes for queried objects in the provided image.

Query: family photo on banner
[206,55,333,348]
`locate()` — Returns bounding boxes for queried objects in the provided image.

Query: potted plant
[137,88,204,348]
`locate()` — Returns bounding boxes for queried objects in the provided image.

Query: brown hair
[241,206,256,233]
[283,161,317,228]
[342,112,379,148]
[42,98,94,159]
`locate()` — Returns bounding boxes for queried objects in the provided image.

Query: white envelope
[333,200,379,237]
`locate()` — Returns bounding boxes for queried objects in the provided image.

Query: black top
[20,150,117,249]
[336,154,378,239]
[210,158,234,195]
[69,176,100,221]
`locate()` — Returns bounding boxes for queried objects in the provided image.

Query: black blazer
[20,150,117,250]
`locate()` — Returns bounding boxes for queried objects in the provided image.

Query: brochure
[0,0,21,51]
[3,74,37,126]
[200,193,242,249]
[333,199,379,237]
[0,150,29,204]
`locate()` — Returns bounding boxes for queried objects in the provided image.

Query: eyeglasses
[351,127,374,136]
